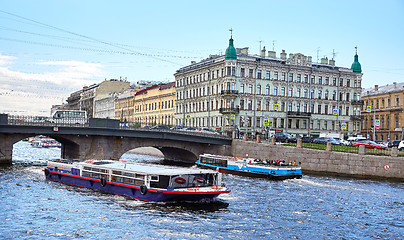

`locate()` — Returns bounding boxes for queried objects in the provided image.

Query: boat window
[150,175,159,181]
[150,175,170,189]
[123,172,134,178]
[112,170,122,175]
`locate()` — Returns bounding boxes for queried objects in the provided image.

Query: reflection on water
[0,141,403,239]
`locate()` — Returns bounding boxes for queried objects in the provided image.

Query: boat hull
[45,170,228,202]
[197,163,302,180]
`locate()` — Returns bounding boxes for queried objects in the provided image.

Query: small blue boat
[197,154,302,180]
[44,159,230,202]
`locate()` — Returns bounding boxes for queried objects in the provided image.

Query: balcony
[220,90,239,98]
[350,115,364,121]
[219,107,240,114]
[351,100,364,105]
[287,111,311,117]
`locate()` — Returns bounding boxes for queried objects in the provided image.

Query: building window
[257,70,262,79]
[396,97,400,106]
[325,90,329,100]
[325,77,329,85]
[257,101,261,110]
[396,115,399,128]
[288,102,292,111]
[346,106,349,115]
[274,87,278,95]
[333,78,337,86]
[248,84,253,94]
[240,84,244,93]
[266,71,270,79]
[274,71,278,80]
[318,90,322,99]
[240,68,245,77]
[318,76,322,85]
[288,88,293,97]
[281,87,285,96]
[332,91,336,100]
[281,72,286,81]
[265,85,270,95]
[297,88,301,98]
[304,89,308,98]
[227,66,231,76]
[240,100,244,110]
[318,104,322,114]
[347,79,350,87]
[311,76,315,84]
[249,69,254,78]
[310,90,314,99]
[288,73,293,82]
[339,78,344,87]
[297,74,301,82]
[232,67,235,76]
[257,85,261,94]
[281,102,285,111]
[325,105,328,115]
[303,104,308,112]
[296,103,300,112]
[266,101,270,111]
[304,75,308,83]
[248,100,252,110]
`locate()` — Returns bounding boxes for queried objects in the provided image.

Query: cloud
[0,53,106,115]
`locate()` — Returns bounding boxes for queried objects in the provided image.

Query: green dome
[351,52,362,73]
[225,37,237,59]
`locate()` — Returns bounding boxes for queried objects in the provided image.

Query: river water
[0,141,403,239]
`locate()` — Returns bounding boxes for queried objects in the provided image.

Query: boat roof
[52,160,217,176]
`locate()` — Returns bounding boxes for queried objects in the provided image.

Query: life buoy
[193,176,205,184]
[174,177,186,184]
[140,185,148,195]
[100,178,107,187]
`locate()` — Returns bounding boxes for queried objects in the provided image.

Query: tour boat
[31,138,61,148]
[44,159,230,202]
[197,154,302,180]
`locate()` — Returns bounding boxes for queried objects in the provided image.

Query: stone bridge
[0,114,232,165]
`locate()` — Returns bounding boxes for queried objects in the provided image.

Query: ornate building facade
[361,82,404,141]
[174,36,363,137]
[133,82,175,126]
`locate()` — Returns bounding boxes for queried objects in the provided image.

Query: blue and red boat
[197,154,302,180]
[44,159,230,202]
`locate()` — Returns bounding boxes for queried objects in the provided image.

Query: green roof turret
[351,47,362,73]
[225,29,237,59]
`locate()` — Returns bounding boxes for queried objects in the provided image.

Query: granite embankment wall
[231,140,403,180]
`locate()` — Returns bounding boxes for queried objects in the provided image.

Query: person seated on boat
[275,160,280,166]
[292,160,297,166]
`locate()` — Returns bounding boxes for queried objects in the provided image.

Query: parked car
[388,140,401,148]
[338,139,351,146]
[312,137,342,145]
[301,136,315,143]
[273,133,297,143]
[375,141,389,147]
[352,140,387,150]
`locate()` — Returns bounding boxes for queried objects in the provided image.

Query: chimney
[260,46,266,57]
[280,50,287,59]
[321,57,328,64]
[375,85,379,91]
[329,59,335,66]
[236,47,249,55]
[394,82,397,88]
[308,56,313,62]
[268,50,276,58]
[289,53,294,59]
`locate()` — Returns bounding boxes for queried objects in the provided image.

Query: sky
[0,0,403,116]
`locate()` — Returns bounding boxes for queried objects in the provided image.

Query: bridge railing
[6,115,89,127]
[1,114,232,140]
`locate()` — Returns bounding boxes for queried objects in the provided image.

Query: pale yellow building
[133,82,175,126]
